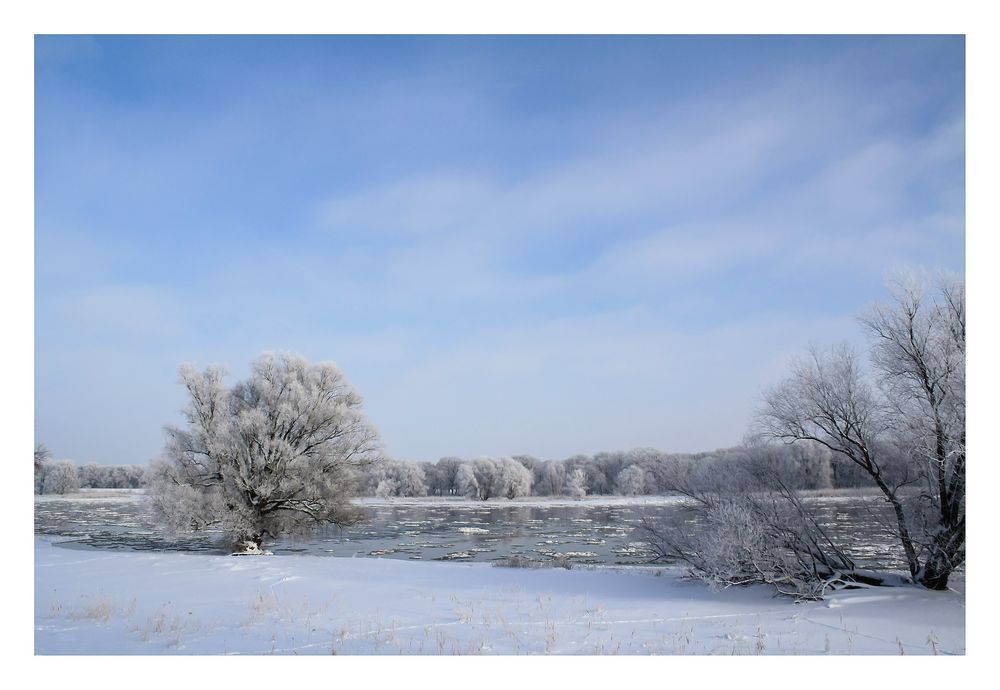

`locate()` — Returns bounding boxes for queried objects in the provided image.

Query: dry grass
[244,589,281,627]
[67,594,116,623]
[136,608,185,642]
[493,555,573,570]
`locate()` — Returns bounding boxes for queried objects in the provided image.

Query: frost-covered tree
[372,472,396,498]
[591,451,625,494]
[110,465,129,489]
[149,353,381,551]
[35,444,50,472]
[125,464,147,488]
[638,447,868,600]
[636,273,965,597]
[615,464,648,496]
[512,455,543,495]
[470,458,499,500]
[417,462,441,496]
[400,462,427,497]
[531,460,565,497]
[449,457,531,500]
[566,468,587,499]
[758,272,965,590]
[72,463,147,489]
[787,443,834,491]
[34,444,50,494]
[42,460,80,495]
[78,463,100,489]
[373,459,427,498]
[455,462,480,499]
[435,457,463,496]
[494,457,533,499]
[861,272,965,588]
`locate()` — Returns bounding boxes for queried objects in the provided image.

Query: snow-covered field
[34,537,964,655]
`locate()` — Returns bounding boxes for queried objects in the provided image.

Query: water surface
[34,492,905,569]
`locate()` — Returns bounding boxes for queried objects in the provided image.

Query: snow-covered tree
[110,465,129,489]
[512,455,543,495]
[42,460,80,495]
[566,468,587,499]
[591,451,625,494]
[470,458,499,500]
[78,463,99,489]
[635,273,965,597]
[861,271,965,589]
[373,459,427,498]
[615,464,648,496]
[494,457,533,499]
[419,462,444,496]
[125,465,147,488]
[455,462,479,499]
[758,272,965,590]
[149,353,381,551]
[34,444,50,494]
[529,460,564,497]
[435,457,463,496]
[638,447,866,600]
[34,444,50,472]
[373,473,397,498]
[785,442,834,491]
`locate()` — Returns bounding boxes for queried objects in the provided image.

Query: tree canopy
[149,353,381,550]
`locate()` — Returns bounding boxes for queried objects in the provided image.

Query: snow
[34,488,146,503]
[36,490,869,508]
[355,495,691,508]
[34,536,964,655]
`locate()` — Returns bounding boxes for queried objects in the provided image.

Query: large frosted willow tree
[150,353,381,551]
[758,272,965,589]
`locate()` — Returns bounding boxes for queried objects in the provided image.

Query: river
[35,490,907,570]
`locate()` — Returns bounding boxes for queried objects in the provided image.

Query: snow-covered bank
[33,490,879,508]
[353,495,690,508]
[354,491,885,508]
[34,537,964,655]
[34,488,147,503]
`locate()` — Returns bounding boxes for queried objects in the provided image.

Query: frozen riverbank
[34,537,964,655]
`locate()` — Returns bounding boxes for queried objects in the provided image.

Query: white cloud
[306,74,963,314]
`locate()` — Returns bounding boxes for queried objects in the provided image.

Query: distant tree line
[33,449,147,495]
[358,442,863,500]
[32,444,860,500]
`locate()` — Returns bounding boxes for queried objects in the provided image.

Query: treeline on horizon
[34,460,147,495]
[362,442,869,499]
[33,441,865,499]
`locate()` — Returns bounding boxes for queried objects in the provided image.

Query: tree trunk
[918,566,951,591]
[234,533,266,554]
[917,525,964,590]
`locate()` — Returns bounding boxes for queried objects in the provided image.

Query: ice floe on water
[35,492,907,569]
[437,551,475,560]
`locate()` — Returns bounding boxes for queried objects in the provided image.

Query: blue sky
[35,35,964,465]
